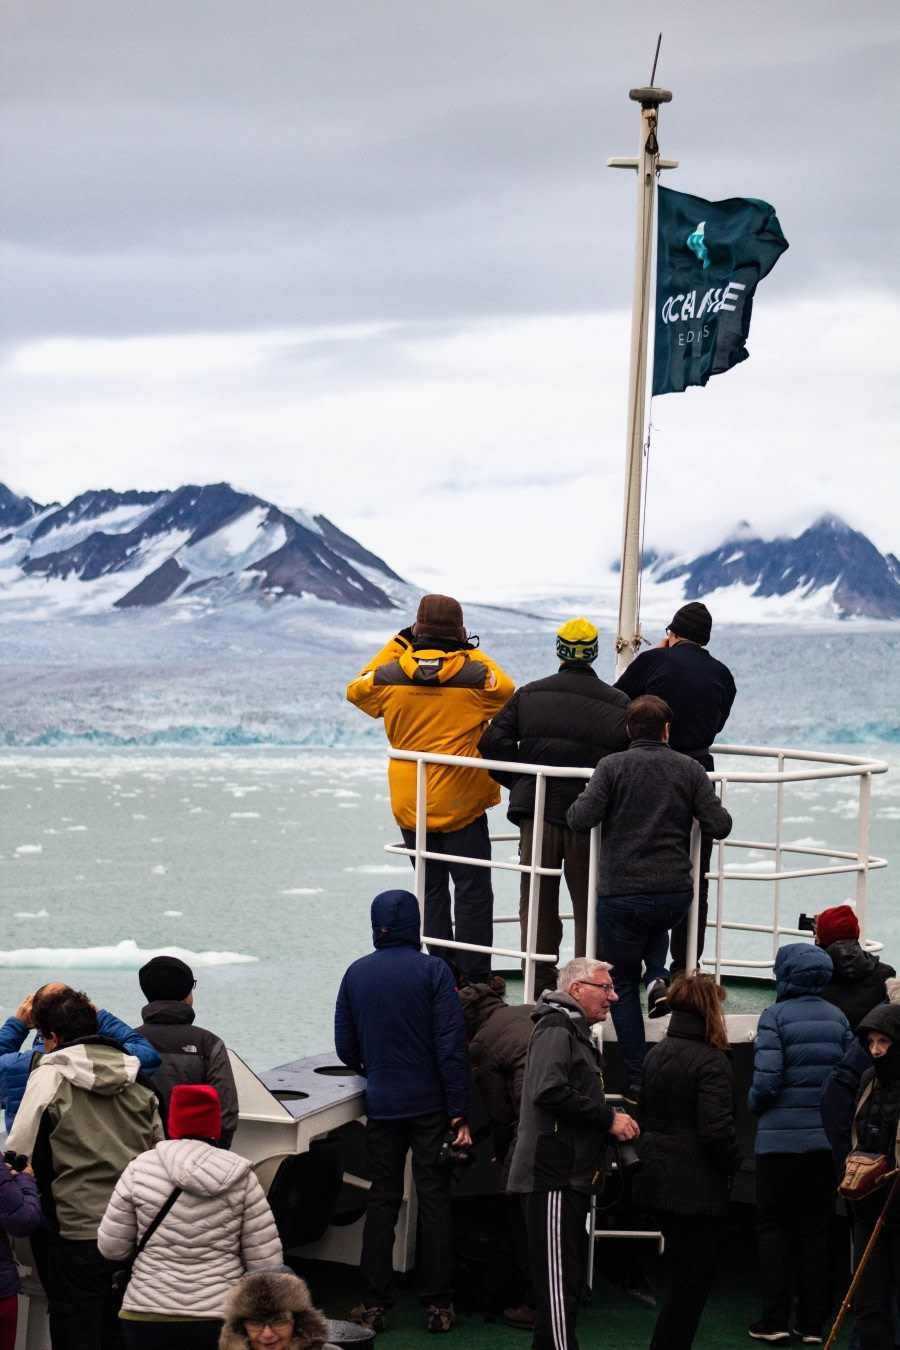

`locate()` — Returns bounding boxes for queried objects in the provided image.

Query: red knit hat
[167,1084,222,1141]
[816,904,860,949]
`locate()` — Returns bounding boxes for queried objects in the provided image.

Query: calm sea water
[0,630,896,1071]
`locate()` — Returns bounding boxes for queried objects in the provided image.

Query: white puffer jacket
[98,1138,283,1318]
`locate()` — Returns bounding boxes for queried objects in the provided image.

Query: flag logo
[687,222,710,269]
[653,187,788,396]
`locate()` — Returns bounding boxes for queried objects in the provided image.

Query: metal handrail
[384,743,888,999]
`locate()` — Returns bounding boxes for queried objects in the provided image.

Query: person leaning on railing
[566,693,733,1097]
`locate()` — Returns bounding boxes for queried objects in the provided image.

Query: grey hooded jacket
[506,991,615,1195]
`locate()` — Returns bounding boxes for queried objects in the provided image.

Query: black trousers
[523,1189,589,1350]
[755,1151,835,1334]
[851,1200,900,1350]
[649,1212,725,1350]
[670,832,714,972]
[122,1323,223,1350]
[360,1113,454,1309]
[47,1235,124,1350]
[400,813,493,981]
[518,820,596,994]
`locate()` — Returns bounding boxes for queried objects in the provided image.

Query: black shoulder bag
[111,1185,183,1299]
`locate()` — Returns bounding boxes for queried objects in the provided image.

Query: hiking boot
[647,979,670,1019]
[747,1322,790,1344]
[426,1304,455,1333]
[350,1304,387,1334]
[502,1305,537,1331]
[792,1333,823,1346]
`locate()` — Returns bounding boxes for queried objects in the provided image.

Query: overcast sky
[1,1,897,599]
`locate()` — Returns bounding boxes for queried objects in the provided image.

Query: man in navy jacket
[335,889,470,1335]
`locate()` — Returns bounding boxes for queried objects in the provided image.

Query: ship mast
[611,82,675,678]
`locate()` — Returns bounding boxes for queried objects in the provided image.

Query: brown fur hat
[219,1271,330,1350]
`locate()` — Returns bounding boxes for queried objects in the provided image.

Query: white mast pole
[612,85,672,679]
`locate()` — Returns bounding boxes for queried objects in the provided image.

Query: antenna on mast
[649,33,662,87]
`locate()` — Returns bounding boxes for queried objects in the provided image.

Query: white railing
[384,744,888,1001]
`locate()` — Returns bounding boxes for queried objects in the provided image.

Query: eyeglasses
[244,1316,293,1334]
[577,980,615,993]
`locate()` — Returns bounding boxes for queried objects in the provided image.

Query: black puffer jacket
[633,1010,742,1217]
[478,665,629,826]
[506,992,615,1195]
[819,940,895,1031]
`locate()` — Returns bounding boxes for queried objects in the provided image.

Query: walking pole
[824,1170,900,1350]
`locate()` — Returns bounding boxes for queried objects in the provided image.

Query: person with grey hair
[506,958,638,1350]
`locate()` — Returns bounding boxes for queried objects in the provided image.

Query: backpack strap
[136,1186,183,1256]
[850,1079,875,1151]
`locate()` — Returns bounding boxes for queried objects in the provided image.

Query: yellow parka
[347,632,515,831]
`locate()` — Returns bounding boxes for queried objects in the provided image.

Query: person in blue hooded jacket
[747,943,854,1346]
[334,889,470,1336]
[0,982,161,1133]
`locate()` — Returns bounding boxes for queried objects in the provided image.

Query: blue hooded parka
[334,890,469,1121]
[749,942,854,1154]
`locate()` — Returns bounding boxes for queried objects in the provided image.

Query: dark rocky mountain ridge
[1,480,403,611]
[651,515,900,620]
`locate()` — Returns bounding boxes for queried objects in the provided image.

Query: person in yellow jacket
[347,594,514,986]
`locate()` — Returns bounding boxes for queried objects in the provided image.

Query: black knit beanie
[139,955,195,1001]
[668,602,712,645]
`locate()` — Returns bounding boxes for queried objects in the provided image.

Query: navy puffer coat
[749,943,854,1155]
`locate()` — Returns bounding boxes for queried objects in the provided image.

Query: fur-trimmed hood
[220,1272,331,1350]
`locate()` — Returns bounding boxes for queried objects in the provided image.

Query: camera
[437,1132,475,1172]
[610,1108,642,1176]
[3,1151,27,1173]
[798,913,817,934]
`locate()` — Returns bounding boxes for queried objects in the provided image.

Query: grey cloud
[2,1,897,343]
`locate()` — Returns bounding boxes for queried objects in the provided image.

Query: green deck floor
[295,1217,856,1350]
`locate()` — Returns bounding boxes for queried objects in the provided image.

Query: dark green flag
[652,186,788,396]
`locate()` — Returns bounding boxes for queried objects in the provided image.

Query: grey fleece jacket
[566,738,732,896]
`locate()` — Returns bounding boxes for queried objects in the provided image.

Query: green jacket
[7,1038,163,1240]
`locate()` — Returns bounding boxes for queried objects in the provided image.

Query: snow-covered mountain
[0,482,896,626]
[648,516,900,622]
[0,481,405,615]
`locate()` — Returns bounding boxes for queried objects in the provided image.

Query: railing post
[856,772,872,941]
[713,777,728,985]
[773,752,784,965]
[523,775,547,1004]
[414,758,428,930]
[686,821,701,971]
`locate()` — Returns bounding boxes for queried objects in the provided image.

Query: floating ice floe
[280,887,324,895]
[0,938,256,969]
[150,864,167,875]
[14,909,49,919]
[344,864,408,875]
[230,811,261,819]
[163,910,183,917]
[15,844,42,854]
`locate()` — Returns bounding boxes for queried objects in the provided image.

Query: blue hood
[371,890,422,949]
[775,942,833,998]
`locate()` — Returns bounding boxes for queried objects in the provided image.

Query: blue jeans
[596,889,692,1086]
